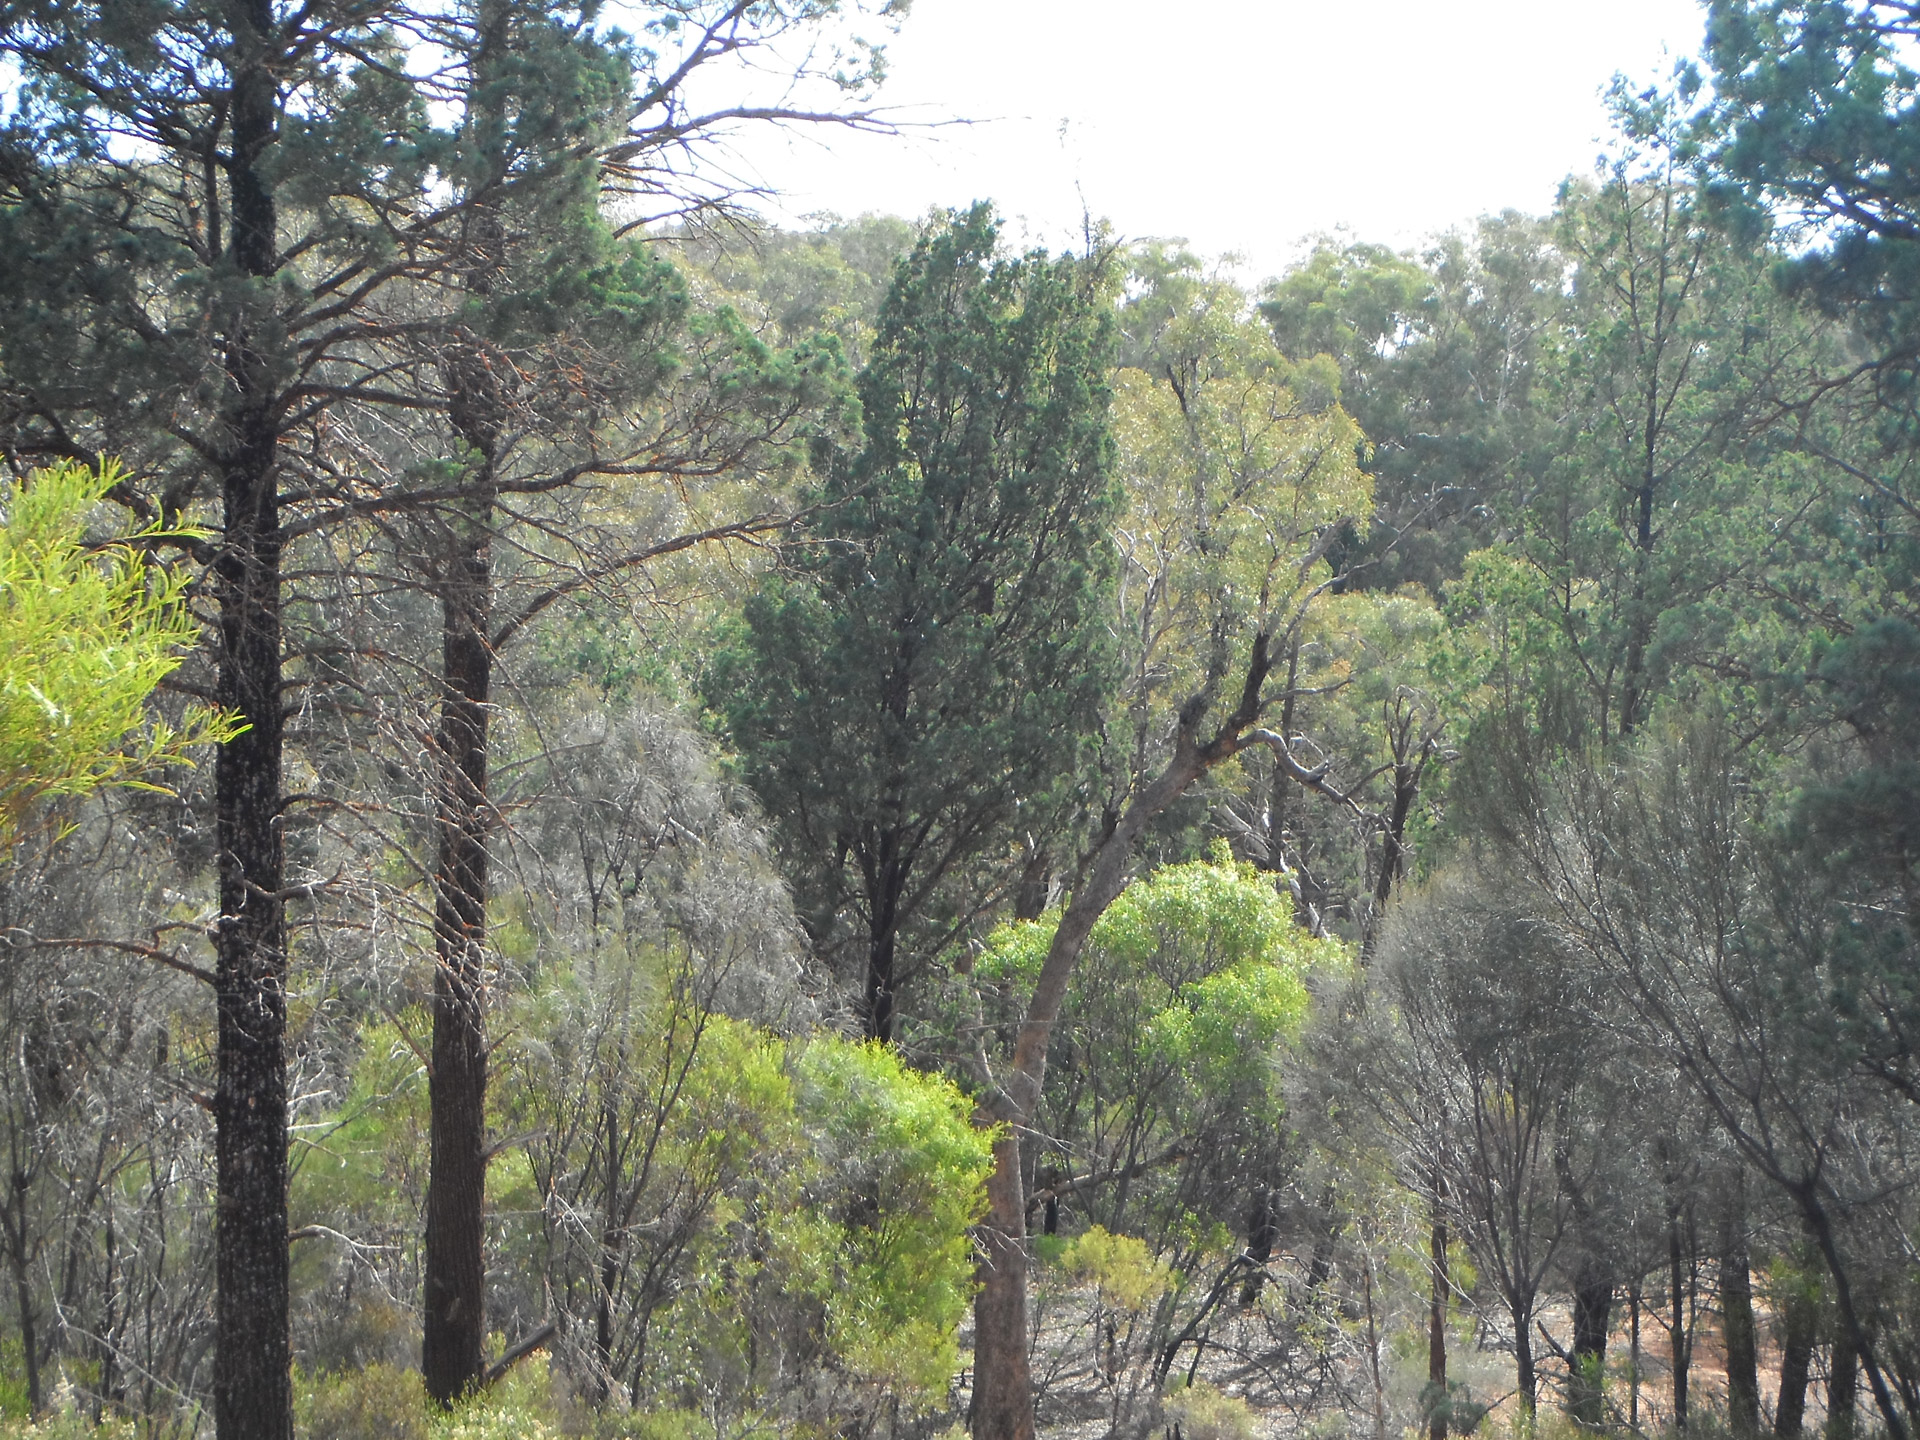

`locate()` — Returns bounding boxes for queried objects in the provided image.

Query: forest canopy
[0,2,1916,1440]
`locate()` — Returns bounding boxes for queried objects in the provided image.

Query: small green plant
[297,1364,430,1440]
[1163,1379,1260,1440]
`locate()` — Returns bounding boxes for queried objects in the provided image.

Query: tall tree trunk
[421,10,509,1399]
[212,5,292,1418]
[422,498,493,1404]
[1776,1278,1818,1437]
[1568,1258,1613,1430]
[1723,1190,1761,1440]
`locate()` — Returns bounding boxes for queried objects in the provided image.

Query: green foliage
[1053,1225,1171,1313]
[714,202,1122,1028]
[298,1363,430,1440]
[490,949,991,1430]
[0,461,238,845]
[1162,1379,1261,1440]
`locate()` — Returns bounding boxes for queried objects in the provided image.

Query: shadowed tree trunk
[1568,1258,1614,1429]
[1428,1171,1449,1440]
[211,5,292,1431]
[1723,1188,1761,1439]
[1776,1278,1818,1437]
[1670,1197,1693,1430]
[1829,1324,1858,1440]
[421,5,511,1401]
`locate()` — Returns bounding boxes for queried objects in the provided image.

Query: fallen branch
[484,1322,558,1388]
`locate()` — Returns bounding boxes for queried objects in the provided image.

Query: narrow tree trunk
[211,5,292,1433]
[863,864,902,1043]
[1776,1279,1818,1437]
[1239,1185,1276,1307]
[1629,1284,1642,1431]
[1514,1292,1538,1417]
[971,733,1213,1440]
[7,1165,39,1415]
[1723,1192,1761,1439]
[1428,1173,1449,1440]
[1568,1259,1614,1430]
[969,630,1321,1440]
[1671,1204,1692,1430]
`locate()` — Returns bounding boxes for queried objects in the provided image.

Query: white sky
[715,0,1713,281]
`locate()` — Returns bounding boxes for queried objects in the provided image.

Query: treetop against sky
[699,0,1710,276]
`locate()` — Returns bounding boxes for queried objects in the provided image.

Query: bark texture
[211,3,293,1432]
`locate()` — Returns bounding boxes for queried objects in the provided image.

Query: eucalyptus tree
[967,253,1373,1440]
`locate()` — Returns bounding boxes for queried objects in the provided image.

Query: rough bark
[1776,1280,1818,1437]
[422,503,493,1404]
[421,9,509,1397]
[211,3,293,1430]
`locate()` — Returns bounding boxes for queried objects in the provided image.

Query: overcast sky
[712,0,1713,280]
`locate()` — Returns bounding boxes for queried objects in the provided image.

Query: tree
[718,203,1121,1043]
[0,1,906,1428]
[968,257,1371,1440]
[0,461,235,847]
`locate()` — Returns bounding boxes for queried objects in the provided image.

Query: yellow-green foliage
[0,460,239,844]
[981,850,1340,1113]
[1163,1380,1261,1440]
[481,960,994,1429]
[1055,1225,1173,1313]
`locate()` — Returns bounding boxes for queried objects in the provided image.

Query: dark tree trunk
[1514,1293,1538,1416]
[1239,1185,1277,1307]
[212,424,291,1439]
[421,13,509,1394]
[1629,1284,1643,1430]
[209,5,294,1434]
[6,1166,38,1416]
[864,890,900,1043]
[1723,1194,1761,1439]
[1428,1175,1449,1440]
[1568,1259,1614,1430]
[1776,1280,1818,1437]
[1829,1324,1858,1440]
[422,504,493,1405]
[1671,1203,1692,1430]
